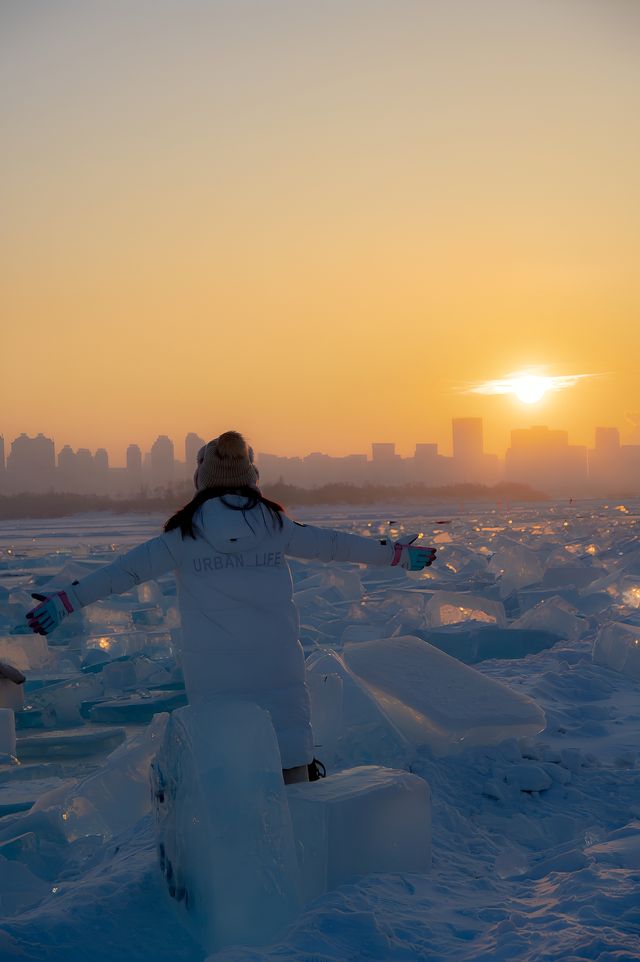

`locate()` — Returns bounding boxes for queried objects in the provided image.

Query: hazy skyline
[3,412,639,469]
[3,1,639,464]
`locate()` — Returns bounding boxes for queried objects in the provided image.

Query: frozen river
[1,501,639,961]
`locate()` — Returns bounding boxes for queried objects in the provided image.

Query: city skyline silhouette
[2,416,639,497]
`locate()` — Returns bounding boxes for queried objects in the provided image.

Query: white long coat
[69,498,393,767]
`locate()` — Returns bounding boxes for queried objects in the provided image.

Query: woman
[26,431,436,783]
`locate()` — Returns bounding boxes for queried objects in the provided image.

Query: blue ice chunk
[14,707,54,731]
[16,726,126,760]
[593,622,640,680]
[0,778,70,818]
[510,596,586,641]
[131,605,165,627]
[81,654,132,675]
[425,591,507,628]
[28,674,105,727]
[0,832,38,860]
[541,566,604,590]
[287,766,431,902]
[7,716,169,845]
[0,800,33,816]
[517,587,582,612]
[413,624,561,664]
[341,625,383,645]
[82,690,187,724]
[574,592,613,616]
[152,701,301,952]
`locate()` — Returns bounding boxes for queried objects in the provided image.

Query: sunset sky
[3,0,639,466]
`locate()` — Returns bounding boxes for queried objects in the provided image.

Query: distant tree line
[264,480,547,507]
[0,481,549,520]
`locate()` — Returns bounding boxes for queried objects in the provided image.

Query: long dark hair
[164,486,285,540]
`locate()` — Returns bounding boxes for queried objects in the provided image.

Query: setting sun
[468,370,601,409]
[511,375,550,404]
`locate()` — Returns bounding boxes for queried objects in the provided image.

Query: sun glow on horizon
[466,370,601,405]
[511,375,550,404]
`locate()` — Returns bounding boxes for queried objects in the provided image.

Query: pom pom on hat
[193,431,260,491]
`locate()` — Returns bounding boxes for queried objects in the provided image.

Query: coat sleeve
[69,529,185,608]
[282,518,394,566]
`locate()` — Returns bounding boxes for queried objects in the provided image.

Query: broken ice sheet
[425,591,506,627]
[510,596,586,641]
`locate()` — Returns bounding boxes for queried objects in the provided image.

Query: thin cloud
[462,370,603,397]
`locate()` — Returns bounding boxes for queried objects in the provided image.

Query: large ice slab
[592,622,640,680]
[306,648,410,770]
[425,590,507,627]
[287,765,431,902]
[151,700,301,953]
[342,635,546,754]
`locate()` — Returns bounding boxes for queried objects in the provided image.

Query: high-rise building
[0,435,5,474]
[370,443,401,483]
[185,432,205,477]
[150,435,175,486]
[509,425,568,454]
[57,445,77,491]
[75,449,95,493]
[594,427,621,454]
[126,444,142,473]
[94,448,109,472]
[371,443,396,461]
[6,433,56,492]
[452,418,483,461]
[75,448,93,471]
[589,427,622,491]
[620,445,640,492]
[125,444,143,494]
[94,448,109,493]
[410,442,448,485]
[414,443,438,460]
[451,418,484,481]
[506,425,588,493]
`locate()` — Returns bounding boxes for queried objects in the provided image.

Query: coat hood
[194,496,274,555]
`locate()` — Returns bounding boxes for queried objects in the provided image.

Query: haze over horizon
[4,411,640,471]
[3,1,639,466]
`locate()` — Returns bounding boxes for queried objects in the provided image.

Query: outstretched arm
[283,518,436,570]
[27,529,184,635]
[283,518,394,565]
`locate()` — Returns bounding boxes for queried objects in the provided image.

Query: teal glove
[391,533,437,571]
[26,587,81,636]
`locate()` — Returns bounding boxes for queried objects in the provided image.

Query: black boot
[307,758,326,782]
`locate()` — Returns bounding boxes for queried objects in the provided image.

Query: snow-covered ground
[1,502,639,961]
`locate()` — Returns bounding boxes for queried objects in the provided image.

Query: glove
[391,533,437,571]
[26,588,80,636]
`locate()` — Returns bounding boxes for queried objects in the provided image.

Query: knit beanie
[193,431,260,491]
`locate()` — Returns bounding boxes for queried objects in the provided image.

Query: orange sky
[2,1,639,465]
